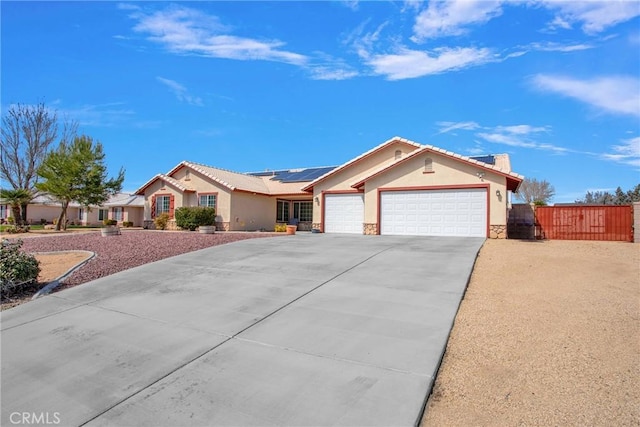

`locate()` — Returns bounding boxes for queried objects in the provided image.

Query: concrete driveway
[1,234,484,426]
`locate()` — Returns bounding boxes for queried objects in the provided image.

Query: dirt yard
[421,239,640,426]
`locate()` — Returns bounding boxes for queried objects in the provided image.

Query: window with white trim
[112,207,124,221]
[0,205,7,219]
[156,195,170,216]
[199,194,217,208]
[78,208,85,221]
[293,201,313,222]
[276,200,289,222]
[98,209,108,221]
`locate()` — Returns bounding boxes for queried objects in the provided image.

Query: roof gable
[351,144,524,191]
[134,173,195,195]
[301,136,422,191]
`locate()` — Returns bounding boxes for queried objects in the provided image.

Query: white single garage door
[380,188,487,237]
[324,193,364,234]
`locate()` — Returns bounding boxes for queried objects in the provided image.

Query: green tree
[515,178,555,205]
[1,102,77,223]
[575,184,640,205]
[36,135,124,230]
[0,188,32,226]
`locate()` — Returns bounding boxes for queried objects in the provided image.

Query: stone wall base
[216,222,231,231]
[363,223,378,235]
[490,224,507,239]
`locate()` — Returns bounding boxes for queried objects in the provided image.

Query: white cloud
[495,125,549,135]
[532,74,640,117]
[412,0,503,41]
[476,123,569,153]
[436,121,481,134]
[528,41,595,52]
[542,1,640,34]
[602,136,640,167]
[128,5,307,66]
[58,103,135,127]
[156,77,203,106]
[366,46,494,80]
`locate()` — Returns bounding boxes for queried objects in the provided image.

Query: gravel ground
[421,239,640,426]
[11,230,279,290]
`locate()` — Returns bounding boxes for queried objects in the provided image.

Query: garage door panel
[324,194,364,234]
[381,189,487,237]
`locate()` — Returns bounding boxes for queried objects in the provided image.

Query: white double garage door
[324,188,487,237]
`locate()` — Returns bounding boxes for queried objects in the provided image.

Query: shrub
[103,219,118,226]
[175,207,216,231]
[154,213,170,230]
[7,216,15,225]
[122,221,133,227]
[175,207,198,231]
[274,223,287,232]
[40,219,47,225]
[1,239,40,295]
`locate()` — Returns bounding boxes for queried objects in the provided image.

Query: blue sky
[2,1,639,202]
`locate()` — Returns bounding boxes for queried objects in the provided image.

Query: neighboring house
[1,193,145,226]
[135,136,524,238]
[0,194,81,225]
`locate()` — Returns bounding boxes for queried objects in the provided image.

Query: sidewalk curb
[32,250,96,299]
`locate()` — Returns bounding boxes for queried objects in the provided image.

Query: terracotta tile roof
[184,161,271,194]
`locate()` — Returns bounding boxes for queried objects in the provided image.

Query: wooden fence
[535,205,634,242]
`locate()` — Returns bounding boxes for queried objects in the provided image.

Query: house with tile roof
[134,136,523,237]
[0,193,145,226]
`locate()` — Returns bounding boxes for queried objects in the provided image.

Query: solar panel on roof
[247,166,336,182]
[470,155,495,165]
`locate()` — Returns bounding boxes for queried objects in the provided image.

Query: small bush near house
[274,223,287,232]
[154,213,170,230]
[0,239,40,296]
[40,219,47,225]
[122,221,133,228]
[103,219,118,226]
[175,207,216,231]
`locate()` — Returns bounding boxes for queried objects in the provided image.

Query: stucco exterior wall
[230,191,276,231]
[363,152,508,226]
[311,141,414,224]
[124,207,144,227]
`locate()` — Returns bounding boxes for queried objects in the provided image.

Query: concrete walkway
[1,234,484,426]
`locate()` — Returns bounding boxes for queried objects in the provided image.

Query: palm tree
[0,188,32,226]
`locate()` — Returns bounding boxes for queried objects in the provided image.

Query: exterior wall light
[496,189,501,197]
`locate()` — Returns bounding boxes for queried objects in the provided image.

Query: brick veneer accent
[363,223,377,235]
[490,224,507,239]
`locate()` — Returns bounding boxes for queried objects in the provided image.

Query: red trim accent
[169,194,175,218]
[377,184,491,237]
[422,171,436,174]
[302,138,420,191]
[151,195,156,219]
